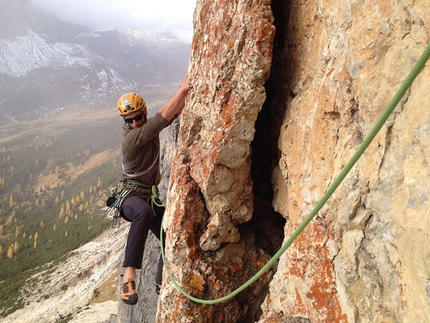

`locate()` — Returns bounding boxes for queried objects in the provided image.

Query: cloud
[31,0,195,43]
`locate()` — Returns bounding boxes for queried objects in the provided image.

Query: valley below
[0,4,189,321]
[0,103,168,322]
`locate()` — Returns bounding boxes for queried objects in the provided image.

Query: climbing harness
[160,42,430,304]
[106,179,165,227]
[107,142,162,227]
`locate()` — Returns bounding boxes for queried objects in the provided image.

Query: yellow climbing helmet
[117,92,147,116]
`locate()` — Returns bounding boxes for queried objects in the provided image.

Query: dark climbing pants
[120,195,165,285]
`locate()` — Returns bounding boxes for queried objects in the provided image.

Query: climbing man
[115,75,189,305]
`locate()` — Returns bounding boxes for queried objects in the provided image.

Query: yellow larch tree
[59,204,65,219]
[13,241,19,253]
[7,245,14,258]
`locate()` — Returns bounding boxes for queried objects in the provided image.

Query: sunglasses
[124,112,144,124]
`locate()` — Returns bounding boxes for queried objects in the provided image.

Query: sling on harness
[106,179,165,228]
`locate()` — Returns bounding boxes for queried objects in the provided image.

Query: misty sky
[31,0,196,43]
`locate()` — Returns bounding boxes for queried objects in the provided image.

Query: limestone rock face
[157,0,276,322]
[258,0,430,322]
[156,0,430,322]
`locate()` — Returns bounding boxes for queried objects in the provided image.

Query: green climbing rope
[160,42,430,305]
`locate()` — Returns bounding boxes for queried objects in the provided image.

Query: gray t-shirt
[121,112,169,186]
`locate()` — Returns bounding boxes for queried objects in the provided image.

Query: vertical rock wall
[157,0,276,322]
[259,0,430,322]
[156,0,430,322]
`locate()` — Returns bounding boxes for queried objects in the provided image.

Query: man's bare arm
[158,75,189,121]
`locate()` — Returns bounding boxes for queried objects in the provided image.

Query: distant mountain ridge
[0,0,190,123]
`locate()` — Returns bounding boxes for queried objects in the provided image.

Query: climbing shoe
[122,278,138,305]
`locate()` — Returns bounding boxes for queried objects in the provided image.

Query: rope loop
[150,184,166,214]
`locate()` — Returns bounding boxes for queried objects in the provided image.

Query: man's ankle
[123,266,136,282]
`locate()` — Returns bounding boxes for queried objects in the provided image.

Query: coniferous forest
[0,107,124,317]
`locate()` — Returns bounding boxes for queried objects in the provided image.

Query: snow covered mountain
[0,29,93,77]
[0,0,190,123]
